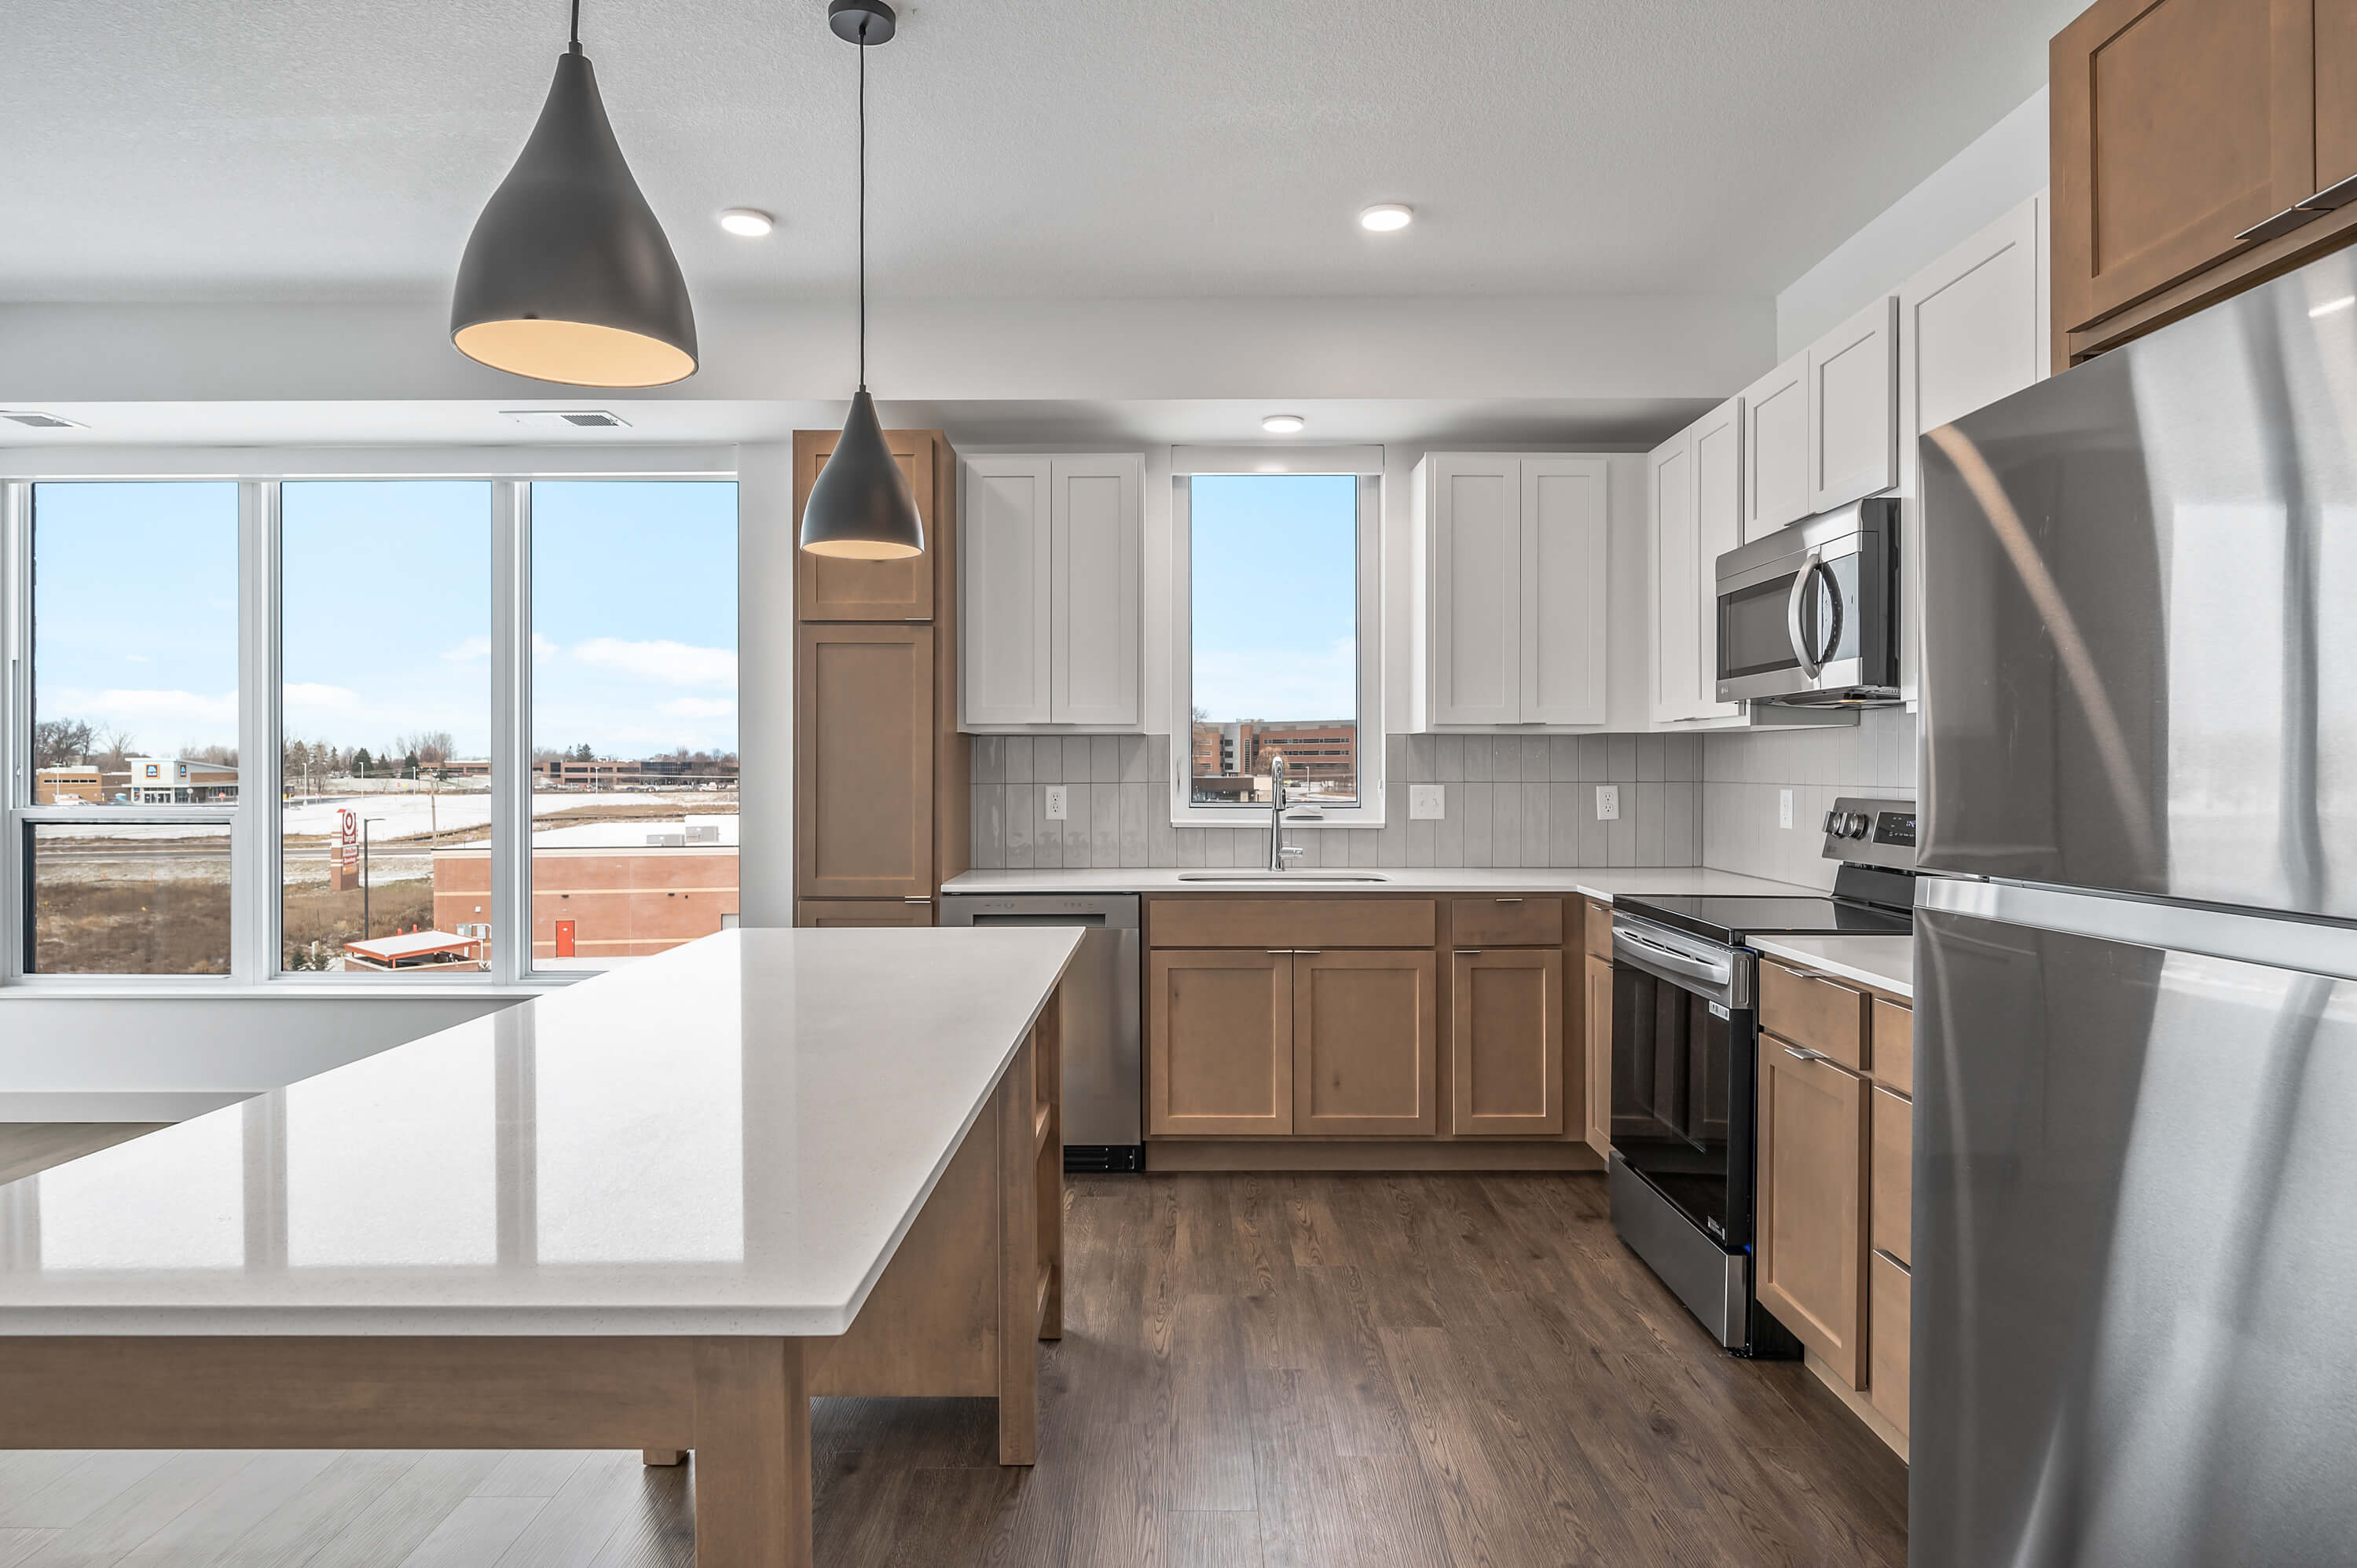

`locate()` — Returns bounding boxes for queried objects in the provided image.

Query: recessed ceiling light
[1358,203,1413,233]
[2310,294,2355,318]
[719,207,775,238]
[501,409,633,429]
[0,410,86,430]
[1262,414,1307,435]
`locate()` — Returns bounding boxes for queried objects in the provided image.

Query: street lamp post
[361,817,386,943]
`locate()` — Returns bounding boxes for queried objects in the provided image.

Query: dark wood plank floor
[0,1128,1907,1568]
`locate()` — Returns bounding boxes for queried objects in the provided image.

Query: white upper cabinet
[960,453,1142,730]
[1897,191,2049,705]
[1648,399,1746,727]
[1741,352,1812,538]
[1411,452,1608,729]
[1809,295,1901,513]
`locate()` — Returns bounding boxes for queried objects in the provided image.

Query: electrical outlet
[1595,784,1621,822]
[1044,784,1069,821]
[1779,788,1794,829]
[1409,784,1446,819]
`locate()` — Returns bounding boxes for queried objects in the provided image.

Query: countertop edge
[1749,936,1913,1001]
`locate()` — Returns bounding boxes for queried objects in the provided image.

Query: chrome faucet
[1267,755,1307,870]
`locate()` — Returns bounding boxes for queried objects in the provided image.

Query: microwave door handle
[1809,559,1843,668]
[1786,548,1824,679]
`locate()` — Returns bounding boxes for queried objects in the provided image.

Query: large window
[280,482,493,976]
[21,481,240,975]
[528,481,738,972]
[2,456,735,988]
[1177,467,1380,819]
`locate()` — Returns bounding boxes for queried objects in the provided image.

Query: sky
[33,478,738,768]
[1189,474,1357,724]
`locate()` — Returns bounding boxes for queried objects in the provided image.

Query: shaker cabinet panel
[1583,952,1614,1157]
[1648,433,1699,725]
[1809,295,1899,514]
[1294,951,1439,1137]
[1742,353,1813,540]
[1758,1040,1869,1386]
[797,431,940,621]
[797,624,937,899]
[1519,457,1610,726]
[1429,456,1525,725]
[1451,948,1564,1136]
[1050,456,1142,726]
[960,457,1053,725]
[1149,949,1293,1136]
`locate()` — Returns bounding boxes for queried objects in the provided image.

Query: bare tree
[31,716,93,769]
[97,728,135,768]
[395,731,455,768]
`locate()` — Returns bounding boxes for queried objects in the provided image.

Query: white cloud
[52,687,238,724]
[123,653,151,664]
[282,682,361,711]
[573,637,735,687]
[532,633,557,662]
[662,697,737,719]
[442,636,491,663]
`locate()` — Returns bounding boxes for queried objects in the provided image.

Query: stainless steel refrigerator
[1915,245,2357,1566]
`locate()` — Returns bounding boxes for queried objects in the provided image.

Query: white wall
[1775,89,2048,358]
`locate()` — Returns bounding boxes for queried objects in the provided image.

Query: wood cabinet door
[1293,951,1438,1136]
[1688,397,1745,721]
[796,624,936,899]
[1870,1085,1912,1267]
[795,898,935,928]
[2052,0,2319,335]
[1582,952,1614,1157]
[1808,295,1899,514]
[1648,429,1700,725]
[795,428,941,621]
[1868,1249,1911,1445]
[1741,351,1812,539]
[1428,455,1523,725]
[2321,0,2357,192]
[1519,456,1608,725]
[1050,456,1142,726]
[1149,949,1293,1136]
[960,456,1053,726]
[1757,1036,1869,1386]
[1451,948,1563,1135]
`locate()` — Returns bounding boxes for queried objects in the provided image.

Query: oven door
[1609,917,1753,1249]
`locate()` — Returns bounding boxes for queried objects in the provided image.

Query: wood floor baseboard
[1804,1347,1909,1464]
[1145,1139,1604,1172]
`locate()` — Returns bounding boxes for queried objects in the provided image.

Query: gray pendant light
[451,0,698,387]
[800,0,925,561]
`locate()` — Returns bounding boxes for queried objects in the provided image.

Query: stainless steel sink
[1175,871,1394,883]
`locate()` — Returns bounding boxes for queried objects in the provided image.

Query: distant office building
[124,757,238,804]
[1189,719,1356,800]
[533,757,739,789]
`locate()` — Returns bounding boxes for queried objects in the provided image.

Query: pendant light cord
[568,0,581,52]
[857,24,868,390]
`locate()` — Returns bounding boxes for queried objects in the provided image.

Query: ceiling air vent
[501,409,633,430]
[0,411,86,430]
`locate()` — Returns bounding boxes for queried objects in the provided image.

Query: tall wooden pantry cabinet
[793,427,970,927]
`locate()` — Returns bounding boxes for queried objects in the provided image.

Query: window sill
[0,982,566,1002]
[1170,812,1385,830]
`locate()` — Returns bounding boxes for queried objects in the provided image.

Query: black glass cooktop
[1615,894,1912,946]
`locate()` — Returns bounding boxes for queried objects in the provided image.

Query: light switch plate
[1044,784,1069,821]
[1409,784,1446,819]
[1779,788,1794,829]
[1595,785,1621,822]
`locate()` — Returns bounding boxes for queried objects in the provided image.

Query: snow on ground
[45,790,732,844]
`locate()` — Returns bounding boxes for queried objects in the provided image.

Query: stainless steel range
[1604,797,1916,1354]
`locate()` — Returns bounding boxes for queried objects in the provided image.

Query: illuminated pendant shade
[800,0,925,561]
[450,12,697,387]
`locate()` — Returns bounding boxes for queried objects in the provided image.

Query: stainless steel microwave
[1714,498,1900,705]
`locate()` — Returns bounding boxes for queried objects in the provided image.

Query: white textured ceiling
[7,0,2077,306]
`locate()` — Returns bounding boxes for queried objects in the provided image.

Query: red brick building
[431,819,740,966]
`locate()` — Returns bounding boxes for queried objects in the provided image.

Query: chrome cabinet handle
[1453,949,1483,956]
[902,896,933,904]
[1783,1043,1832,1064]
[2234,170,2357,244]
[1494,897,1523,904]
[1871,1246,1910,1273]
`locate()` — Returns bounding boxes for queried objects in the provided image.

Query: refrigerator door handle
[1786,548,1826,679]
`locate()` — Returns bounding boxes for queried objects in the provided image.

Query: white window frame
[1168,447,1384,827]
[0,445,735,995]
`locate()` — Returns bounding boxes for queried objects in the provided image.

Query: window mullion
[490,481,530,984]
[2,479,27,982]
[237,479,282,983]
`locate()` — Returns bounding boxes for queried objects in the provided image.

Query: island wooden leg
[997,1033,1040,1466]
[691,1336,812,1568]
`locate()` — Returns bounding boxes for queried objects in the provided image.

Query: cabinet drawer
[1758,960,1867,1070]
[1871,998,1912,1094]
[1149,898,1436,950]
[1868,1248,1909,1442]
[1870,1086,1911,1267]
[1583,899,1614,960]
[1450,896,1563,947]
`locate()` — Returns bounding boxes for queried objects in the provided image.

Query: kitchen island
[0,927,1077,1568]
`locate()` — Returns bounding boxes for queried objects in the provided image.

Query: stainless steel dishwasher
[940,892,1142,1172]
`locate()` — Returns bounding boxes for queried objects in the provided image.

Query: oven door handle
[1614,930,1733,990]
[1786,548,1825,680]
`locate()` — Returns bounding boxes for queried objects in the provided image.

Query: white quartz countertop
[941,867,1819,902]
[1750,934,1913,999]
[0,928,1080,1338]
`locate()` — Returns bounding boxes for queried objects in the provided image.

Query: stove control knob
[1846,813,1873,839]
[1822,811,1840,834]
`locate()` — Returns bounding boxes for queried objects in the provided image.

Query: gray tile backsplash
[963,731,1705,870]
[1701,708,1918,890]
